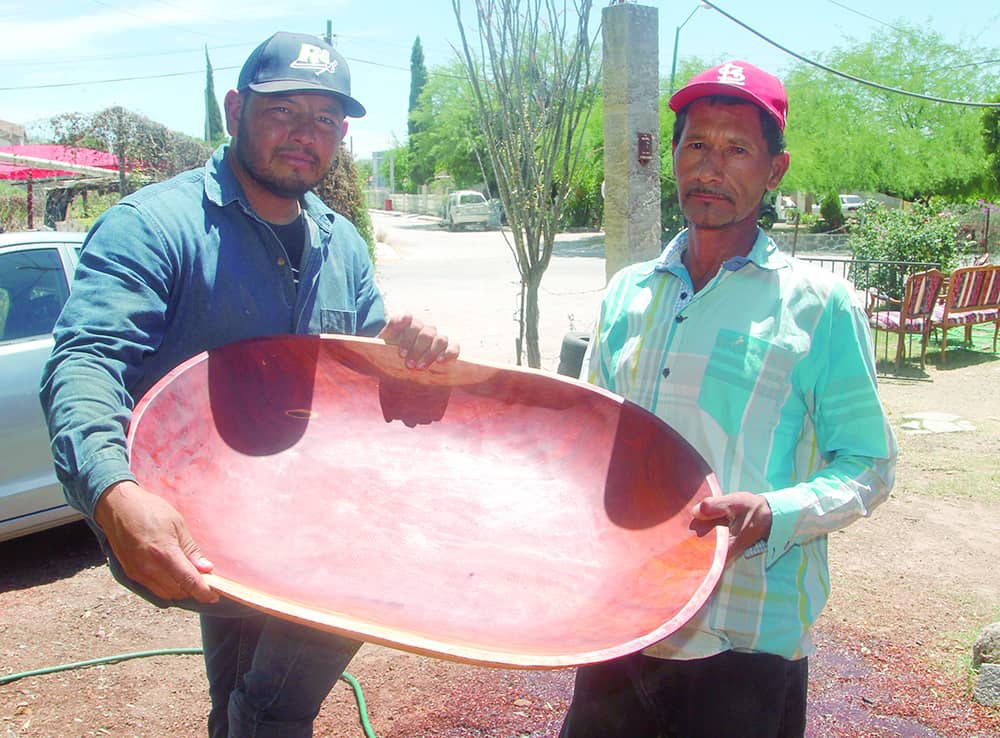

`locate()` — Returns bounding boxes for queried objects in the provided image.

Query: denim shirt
[40,145,386,519]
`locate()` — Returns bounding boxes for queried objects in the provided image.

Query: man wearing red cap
[41,32,458,738]
[560,61,896,737]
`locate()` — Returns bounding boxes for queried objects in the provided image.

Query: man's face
[227,90,345,199]
[673,98,789,231]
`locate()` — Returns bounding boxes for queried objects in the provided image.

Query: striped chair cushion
[871,311,928,332]
[931,304,1000,326]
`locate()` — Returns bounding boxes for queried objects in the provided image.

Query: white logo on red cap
[290,44,339,76]
[715,62,747,87]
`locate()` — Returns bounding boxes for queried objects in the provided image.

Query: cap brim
[247,80,367,118]
[668,82,782,130]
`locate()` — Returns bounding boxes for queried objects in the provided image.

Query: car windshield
[460,194,485,205]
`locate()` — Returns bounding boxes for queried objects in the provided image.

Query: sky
[1,0,998,162]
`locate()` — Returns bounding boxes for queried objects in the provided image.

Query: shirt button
[675,315,686,323]
[662,367,671,378]
[680,292,688,299]
[277,257,286,266]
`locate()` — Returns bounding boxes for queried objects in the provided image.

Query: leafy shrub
[561,178,602,229]
[315,145,375,263]
[848,201,960,297]
[818,192,845,232]
[0,184,36,232]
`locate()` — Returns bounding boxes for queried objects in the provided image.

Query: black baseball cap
[238,32,366,118]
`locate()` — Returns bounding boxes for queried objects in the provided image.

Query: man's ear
[223,90,243,137]
[767,151,790,191]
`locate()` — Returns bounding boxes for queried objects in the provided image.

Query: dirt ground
[2,352,999,737]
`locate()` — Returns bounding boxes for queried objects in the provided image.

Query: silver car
[443,190,491,231]
[0,230,85,541]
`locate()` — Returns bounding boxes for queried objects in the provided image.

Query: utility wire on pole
[702,0,1000,108]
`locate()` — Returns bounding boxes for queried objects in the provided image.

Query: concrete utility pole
[602,3,661,282]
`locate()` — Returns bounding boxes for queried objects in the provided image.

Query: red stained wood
[127,335,726,668]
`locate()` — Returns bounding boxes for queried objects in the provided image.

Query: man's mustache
[684,188,734,205]
[273,147,320,166]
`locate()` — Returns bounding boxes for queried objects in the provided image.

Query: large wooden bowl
[127,334,725,668]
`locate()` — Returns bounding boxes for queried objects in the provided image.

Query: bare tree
[50,107,211,195]
[452,0,600,367]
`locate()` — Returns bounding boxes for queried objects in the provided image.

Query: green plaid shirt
[584,229,897,660]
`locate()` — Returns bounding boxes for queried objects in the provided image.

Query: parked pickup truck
[0,230,85,542]
[443,190,491,231]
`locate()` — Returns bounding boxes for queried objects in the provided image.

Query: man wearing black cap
[41,32,457,737]
[560,61,897,737]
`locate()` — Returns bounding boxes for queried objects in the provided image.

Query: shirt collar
[655,227,788,274]
[203,144,338,233]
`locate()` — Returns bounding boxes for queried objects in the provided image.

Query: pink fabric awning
[0,144,120,181]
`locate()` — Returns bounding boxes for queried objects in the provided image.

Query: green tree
[819,192,845,232]
[983,96,1000,196]
[407,37,431,188]
[452,0,601,367]
[782,23,995,200]
[409,60,493,191]
[561,92,604,228]
[204,47,226,147]
[315,144,376,262]
[49,107,211,194]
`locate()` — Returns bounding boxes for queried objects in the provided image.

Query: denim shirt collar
[203,145,339,237]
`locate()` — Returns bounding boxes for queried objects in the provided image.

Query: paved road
[370,212,853,372]
[371,210,608,371]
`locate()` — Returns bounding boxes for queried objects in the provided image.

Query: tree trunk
[524,270,543,369]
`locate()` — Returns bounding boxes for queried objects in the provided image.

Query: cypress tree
[204,47,225,146]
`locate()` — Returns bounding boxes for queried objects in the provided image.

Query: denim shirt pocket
[320,308,357,335]
[698,329,794,436]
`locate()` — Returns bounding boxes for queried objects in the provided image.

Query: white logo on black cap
[290,43,339,76]
[715,62,746,86]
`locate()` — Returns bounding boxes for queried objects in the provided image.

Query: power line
[702,0,1000,108]
[0,66,239,92]
[824,0,910,34]
[0,42,249,68]
[0,55,465,93]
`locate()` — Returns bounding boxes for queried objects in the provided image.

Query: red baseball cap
[669,60,788,131]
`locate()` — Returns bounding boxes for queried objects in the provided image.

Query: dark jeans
[95,522,361,738]
[559,650,808,738]
[201,612,361,738]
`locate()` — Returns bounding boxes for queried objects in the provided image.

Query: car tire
[448,216,456,232]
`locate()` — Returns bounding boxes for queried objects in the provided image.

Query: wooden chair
[930,264,1000,363]
[868,268,945,370]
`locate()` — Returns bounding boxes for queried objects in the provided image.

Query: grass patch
[871,321,1000,376]
[947,609,1000,693]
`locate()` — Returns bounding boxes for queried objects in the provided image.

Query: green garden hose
[0,648,376,738]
